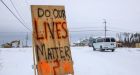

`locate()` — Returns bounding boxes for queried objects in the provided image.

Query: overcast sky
[0,0,140,33]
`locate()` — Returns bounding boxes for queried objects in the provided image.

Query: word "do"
[38,8,66,19]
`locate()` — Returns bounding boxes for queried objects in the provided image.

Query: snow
[0,47,140,75]
[0,48,34,75]
[71,47,140,75]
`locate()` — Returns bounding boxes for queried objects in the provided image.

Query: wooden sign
[31,5,74,75]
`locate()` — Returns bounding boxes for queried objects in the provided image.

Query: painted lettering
[34,19,44,40]
[38,8,44,17]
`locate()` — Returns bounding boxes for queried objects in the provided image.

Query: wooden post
[32,33,37,75]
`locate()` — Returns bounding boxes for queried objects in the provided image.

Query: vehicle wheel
[111,49,115,52]
[93,46,96,51]
[100,46,104,52]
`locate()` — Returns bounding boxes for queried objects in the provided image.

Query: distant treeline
[117,33,140,47]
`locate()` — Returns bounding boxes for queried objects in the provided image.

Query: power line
[70,30,108,32]
[69,26,103,29]
[10,0,25,23]
[109,29,125,33]
[0,0,31,31]
[107,26,140,32]
[0,32,32,33]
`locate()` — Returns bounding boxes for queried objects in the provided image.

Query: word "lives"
[34,19,68,40]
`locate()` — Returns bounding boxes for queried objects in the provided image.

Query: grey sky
[0,0,140,32]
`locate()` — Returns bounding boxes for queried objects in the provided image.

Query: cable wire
[70,30,109,32]
[10,0,25,23]
[0,0,31,31]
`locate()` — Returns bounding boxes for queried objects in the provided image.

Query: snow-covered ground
[0,48,34,75]
[0,47,140,75]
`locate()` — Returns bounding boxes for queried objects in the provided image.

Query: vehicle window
[93,39,96,43]
[97,38,104,42]
[111,38,115,42]
[105,38,110,42]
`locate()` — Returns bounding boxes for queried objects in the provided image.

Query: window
[92,39,96,43]
[111,38,115,42]
[105,38,110,42]
[97,38,104,42]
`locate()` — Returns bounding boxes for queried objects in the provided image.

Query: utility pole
[103,19,107,39]
[26,32,28,47]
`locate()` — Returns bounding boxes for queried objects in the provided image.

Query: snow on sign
[31,5,74,75]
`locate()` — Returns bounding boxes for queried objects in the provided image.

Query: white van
[92,37,116,52]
